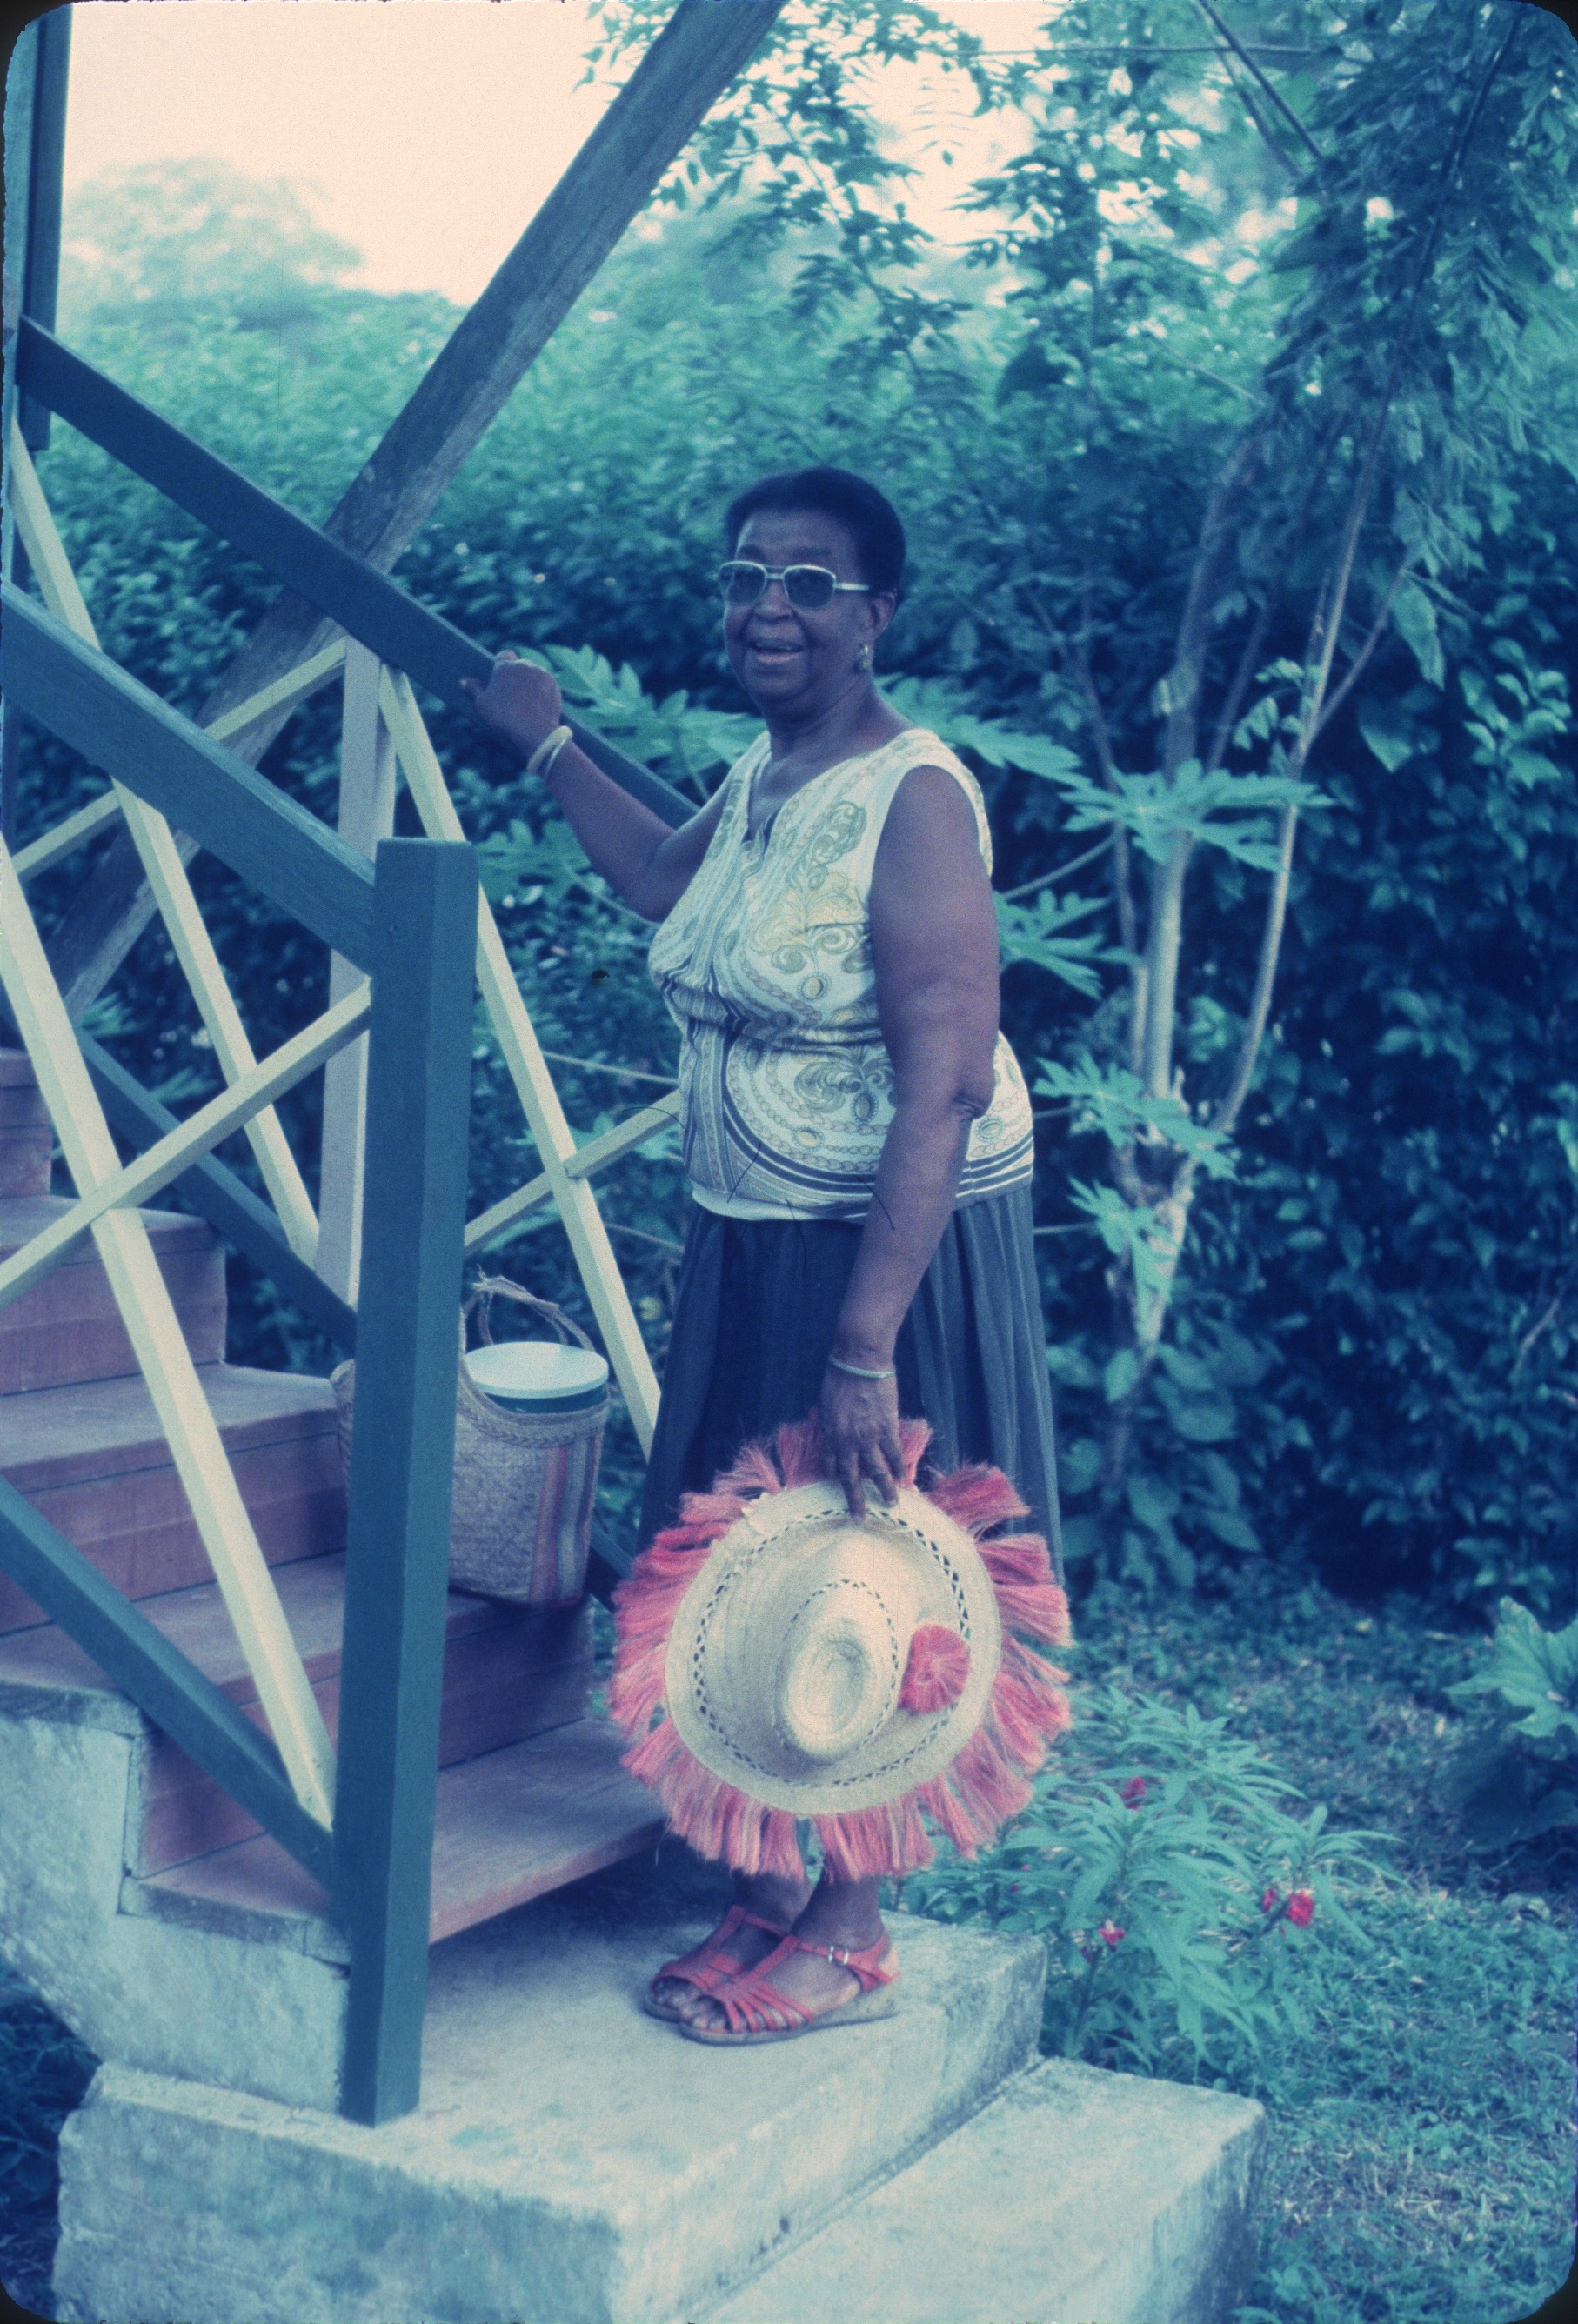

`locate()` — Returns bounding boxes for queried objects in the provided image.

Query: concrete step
[50,1860,1047,2324]
[705,2054,1267,2324]
[0,1361,344,1633]
[0,1638,661,2107]
[0,1049,53,1197]
[0,1553,597,1872]
[0,1192,226,1398]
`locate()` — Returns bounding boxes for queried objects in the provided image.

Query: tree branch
[1194,0,1327,170]
[1000,832,1115,902]
[1313,551,1420,741]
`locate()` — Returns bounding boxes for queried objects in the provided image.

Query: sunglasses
[717,561,874,611]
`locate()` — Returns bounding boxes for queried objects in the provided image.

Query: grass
[1066,1568,1576,2324]
[2,1569,1572,2323]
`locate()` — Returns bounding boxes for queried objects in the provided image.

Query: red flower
[1099,1919,1125,1948]
[1120,1777,1147,1806]
[1260,1886,1280,1913]
[1287,1888,1315,1927]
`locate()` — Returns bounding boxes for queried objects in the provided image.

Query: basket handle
[463,1274,598,1354]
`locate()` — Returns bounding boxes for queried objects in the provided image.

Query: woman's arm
[821,765,1002,1519]
[459,652,727,921]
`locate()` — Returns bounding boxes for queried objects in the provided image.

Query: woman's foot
[671,1873,888,2035]
[646,1871,812,2020]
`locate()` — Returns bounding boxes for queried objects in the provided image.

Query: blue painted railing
[0,327,687,2121]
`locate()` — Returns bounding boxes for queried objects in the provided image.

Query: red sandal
[674,1929,899,2047]
[643,1906,792,2023]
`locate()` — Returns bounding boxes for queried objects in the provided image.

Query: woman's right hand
[458,651,563,760]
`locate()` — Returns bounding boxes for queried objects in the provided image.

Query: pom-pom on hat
[610,1415,1073,1881]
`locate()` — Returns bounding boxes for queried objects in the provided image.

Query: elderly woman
[462,466,1060,2038]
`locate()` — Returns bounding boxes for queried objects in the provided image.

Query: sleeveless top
[647,726,1035,1220]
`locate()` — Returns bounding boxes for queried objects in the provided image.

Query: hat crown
[665,1482,1000,1815]
[771,1546,913,1763]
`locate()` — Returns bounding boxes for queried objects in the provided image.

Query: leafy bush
[1442,1598,1578,1856]
[0,1973,97,2316]
[16,1,1575,1614]
[904,1680,1389,2075]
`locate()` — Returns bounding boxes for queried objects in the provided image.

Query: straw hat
[610,1415,1073,1881]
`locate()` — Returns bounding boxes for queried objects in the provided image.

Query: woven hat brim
[609,1416,1073,1881]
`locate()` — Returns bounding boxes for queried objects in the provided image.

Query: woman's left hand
[819,1364,905,1522]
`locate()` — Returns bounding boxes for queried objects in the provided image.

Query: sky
[59,0,1046,308]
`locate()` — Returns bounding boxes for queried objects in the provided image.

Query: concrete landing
[53,1857,1046,2324]
[707,2054,1267,2324]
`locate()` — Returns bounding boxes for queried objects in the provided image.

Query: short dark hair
[724,466,906,597]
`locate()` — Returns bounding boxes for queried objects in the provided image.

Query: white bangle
[826,1354,897,1381]
[526,723,573,778]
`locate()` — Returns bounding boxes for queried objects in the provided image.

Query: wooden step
[0,1555,595,1873]
[0,1193,225,1396]
[0,1363,344,1633]
[0,1050,52,1198]
[125,1717,665,1953]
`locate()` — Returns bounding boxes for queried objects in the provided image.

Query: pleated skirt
[638,1180,1062,1580]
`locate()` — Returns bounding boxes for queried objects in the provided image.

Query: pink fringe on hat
[609,1416,1072,1880]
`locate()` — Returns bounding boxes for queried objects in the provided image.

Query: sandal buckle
[826,1944,851,1967]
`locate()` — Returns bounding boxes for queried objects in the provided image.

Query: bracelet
[525,723,573,778]
[826,1353,897,1381]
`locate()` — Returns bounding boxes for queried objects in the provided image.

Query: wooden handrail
[77,1032,357,1352]
[14,320,692,830]
[0,1479,334,1887]
[0,991,370,1313]
[2,587,378,967]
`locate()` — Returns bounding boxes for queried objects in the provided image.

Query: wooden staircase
[0,1047,663,2105]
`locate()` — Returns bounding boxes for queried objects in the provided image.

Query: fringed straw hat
[610,1416,1073,1881]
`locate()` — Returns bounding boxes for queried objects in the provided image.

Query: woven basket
[330,1278,606,1607]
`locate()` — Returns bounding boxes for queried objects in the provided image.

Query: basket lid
[465,1340,608,1406]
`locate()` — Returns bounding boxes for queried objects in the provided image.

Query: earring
[856,644,873,671]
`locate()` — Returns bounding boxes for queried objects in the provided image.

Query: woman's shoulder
[865,726,991,853]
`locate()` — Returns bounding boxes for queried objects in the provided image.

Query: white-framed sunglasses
[717,561,873,611]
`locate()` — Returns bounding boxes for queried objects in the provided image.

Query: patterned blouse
[647,726,1035,1221]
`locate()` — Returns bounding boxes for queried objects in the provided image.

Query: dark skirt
[639,1181,1062,1580]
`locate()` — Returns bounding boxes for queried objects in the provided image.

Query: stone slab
[706,2054,1267,2324]
[0,1703,348,2113]
[53,1867,1046,2324]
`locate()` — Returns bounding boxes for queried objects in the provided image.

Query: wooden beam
[317,646,396,1305]
[0,989,369,1315]
[77,1033,357,1353]
[16,323,690,825]
[0,1478,333,1889]
[11,786,122,879]
[379,668,663,1449]
[8,637,348,880]
[17,5,69,451]
[8,421,321,1261]
[1,587,378,971]
[32,0,779,1015]
[0,839,337,1827]
[334,839,478,2127]
[462,1092,681,1256]
[204,639,348,745]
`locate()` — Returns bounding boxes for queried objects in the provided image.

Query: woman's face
[722,507,895,721]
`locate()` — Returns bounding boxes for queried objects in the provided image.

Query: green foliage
[17,0,1576,1606]
[906,1681,1389,2074]
[1441,1599,1578,1854]
[0,1972,97,2315]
